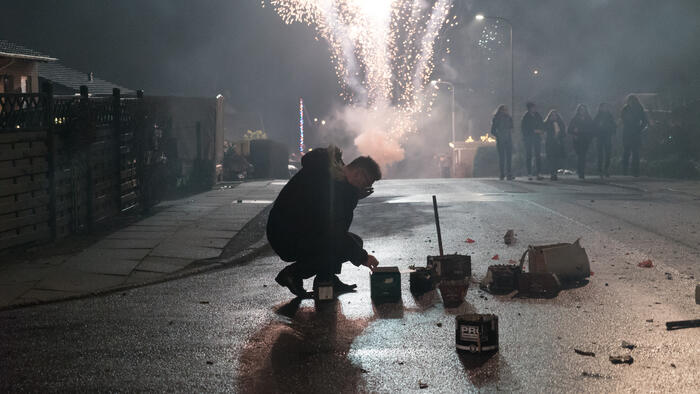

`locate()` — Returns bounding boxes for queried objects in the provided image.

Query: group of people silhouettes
[490,95,649,180]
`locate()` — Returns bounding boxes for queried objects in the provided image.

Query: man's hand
[363,254,379,272]
[358,187,374,199]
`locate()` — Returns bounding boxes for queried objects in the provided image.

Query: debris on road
[436,322,443,327]
[527,239,591,282]
[456,314,499,354]
[665,319,700,331]
[491,254,500,260]
[508,259,518,264]
[504,230,516,245]
[581,371,608,379]
[418,380,429,389]
[206,361,214,365]
[621,341,636,350]
[638,259,654,268]
[199,301,210,304]
[609,355,634,365]
[481,264,519,294]
[517,272,561,298]
[646,319,654,323]
[665,272,672,280]
[465,238,475,244]
[574,348,596,357]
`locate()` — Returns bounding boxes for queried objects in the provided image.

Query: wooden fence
[0,83,158,251]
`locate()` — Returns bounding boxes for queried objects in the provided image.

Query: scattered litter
[263,284,267,287]
[609,355,634,365]
[527,240,591,281]
[465,238,475,244]
[408,264,416,270]
[491,254,499,260]
[504,230,515,245]
[436,322,443,327]
[605,283,609,286]
[621,341,636,350]
[581,371,607,379]
[638,260,654,268]
[508,259,517,264]
[360,368,368,373]
[418,380,429,389]
[646,319,654,323]
[206,361,213,365]
[671,363,676,368]
[575,349,596,357]
[665,319,700,330]
[168,321,174,325]
[199,301,210,304]
[397,361,404,365]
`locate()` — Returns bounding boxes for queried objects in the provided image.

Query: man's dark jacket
[521,111,544,138]
[266,147,367,266]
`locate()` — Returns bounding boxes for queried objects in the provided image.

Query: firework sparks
[264,0,454,166]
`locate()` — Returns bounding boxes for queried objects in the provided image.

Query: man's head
[526,101,536,112]
[344,156,381,190]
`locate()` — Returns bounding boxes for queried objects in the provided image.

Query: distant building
[1,39,133,96]
[0,39,56,93]
[38,61,135,96]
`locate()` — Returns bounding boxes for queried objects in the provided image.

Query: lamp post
[476,14,514,116]
[431,80,456,177]
[430,80,455,146]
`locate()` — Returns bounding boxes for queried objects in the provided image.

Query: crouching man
[266,146,381,297]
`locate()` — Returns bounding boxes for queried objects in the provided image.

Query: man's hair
[526,101,535,110]
[348,156,382,181]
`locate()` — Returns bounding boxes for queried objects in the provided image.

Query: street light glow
[475,14,485,21]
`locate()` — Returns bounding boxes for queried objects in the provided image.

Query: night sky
[2,0,699,148]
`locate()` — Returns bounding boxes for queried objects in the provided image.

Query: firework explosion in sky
[264,0,455,168]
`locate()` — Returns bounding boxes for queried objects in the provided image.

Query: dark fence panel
[0,85,154,251]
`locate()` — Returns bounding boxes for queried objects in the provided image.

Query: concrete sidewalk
[0,180,284,310]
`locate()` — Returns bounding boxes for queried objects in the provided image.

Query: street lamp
[475,13,514,116]
[430,80,455,147]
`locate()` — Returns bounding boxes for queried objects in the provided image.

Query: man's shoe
[275,266,308,297]
[332,275,357,294]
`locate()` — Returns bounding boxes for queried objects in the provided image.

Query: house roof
[0,40,57,62]
[39,62,135,96]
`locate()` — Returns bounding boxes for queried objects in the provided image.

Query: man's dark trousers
[269,231,363,280]
[523,134,542,175]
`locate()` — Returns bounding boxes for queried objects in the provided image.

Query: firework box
[428,254,471,281]
[439,278,469,308]
[517,272,561,298]
[482,264,520,294]
[528,239,590,282]
[314,280,334,302]
[409,267,436,294]
[455,314,499,353]
[370,266,401,303]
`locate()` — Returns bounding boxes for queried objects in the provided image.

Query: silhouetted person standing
[569,104,595,180]
[543,109,567,181]
[594,103,616,178]
[491,105,514,180]
[521,102,545,180]
[267,146,381,297]
[620,95,649,177]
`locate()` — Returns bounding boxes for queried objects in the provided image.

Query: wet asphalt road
[1,178,699,392]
